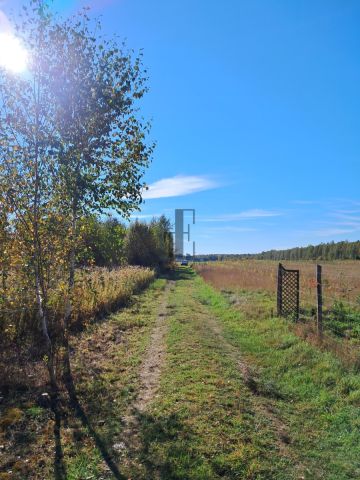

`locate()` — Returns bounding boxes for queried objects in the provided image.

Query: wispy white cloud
[307,209,360,237]
[207,226,257,233]
[200,209,282,222]
[332,213,360,222]
[143,175,218,199]
[291,198,360,210]
[323,212,360,230]
[314,228,359,237]
[334,221,360,228]
[334,209,360,215]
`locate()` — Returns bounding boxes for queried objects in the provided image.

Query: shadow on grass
[0,382,59,478]
[64,373,127,480]
[63,377,203,479]
[136,410,211,480]
[59,267,199,479]
[53,401,67,480]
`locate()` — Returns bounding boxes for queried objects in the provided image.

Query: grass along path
[126,267,359,479]
[134,268,297,479]
[119,280,175,474]
[66,277,172,479]
[54,268,297,479]
[193,274,360,479]
[0,277,171,480]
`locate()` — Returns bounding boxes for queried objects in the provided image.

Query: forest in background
[79,215,173,269]
[198,240,360,262]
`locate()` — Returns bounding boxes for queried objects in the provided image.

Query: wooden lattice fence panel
[277,263,300,321]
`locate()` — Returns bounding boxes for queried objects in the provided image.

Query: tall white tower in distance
[174,209,195,258]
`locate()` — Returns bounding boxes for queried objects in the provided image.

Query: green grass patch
[67,450,102,480]
[327,300,360,338]
[194,273,360,479]
[6,268,359,479]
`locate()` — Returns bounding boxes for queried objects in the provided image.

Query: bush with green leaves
[125,216,174,269]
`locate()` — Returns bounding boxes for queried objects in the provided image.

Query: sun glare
[0,32,28,74]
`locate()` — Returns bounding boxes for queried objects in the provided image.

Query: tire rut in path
[199,301,306,477]
[134,280,174,412]
[118,280,174,467]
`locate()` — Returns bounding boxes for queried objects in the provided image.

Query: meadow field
[194,260,360,308]
[195,260,360,366]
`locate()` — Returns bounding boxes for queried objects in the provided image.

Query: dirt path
[8,269,356,478]
[112,272,304,479]
[128,269,308,479]
[134,280,174,413]
[124,274,297,465]
[119,280,173,469]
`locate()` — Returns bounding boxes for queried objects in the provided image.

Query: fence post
[316,264,323,338]
[277,263,282,316]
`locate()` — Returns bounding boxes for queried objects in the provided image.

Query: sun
[0,32,28,74]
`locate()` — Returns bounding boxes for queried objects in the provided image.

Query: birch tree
[0,2,61,387]
[0,1,152,387]
[45,9,153,381]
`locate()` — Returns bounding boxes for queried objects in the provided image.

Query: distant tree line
[198,240,360,262]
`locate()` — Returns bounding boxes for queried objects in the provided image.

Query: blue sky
[2,0,360,253]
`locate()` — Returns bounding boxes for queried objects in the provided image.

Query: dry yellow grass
[0,266,155,389]
[195,260,360,308]
[1,266,155,335]
[195,260,360,365]
[0,267,155,374]
[50,266,155,326]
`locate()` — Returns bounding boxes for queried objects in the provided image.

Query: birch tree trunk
[62,207,77,385]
